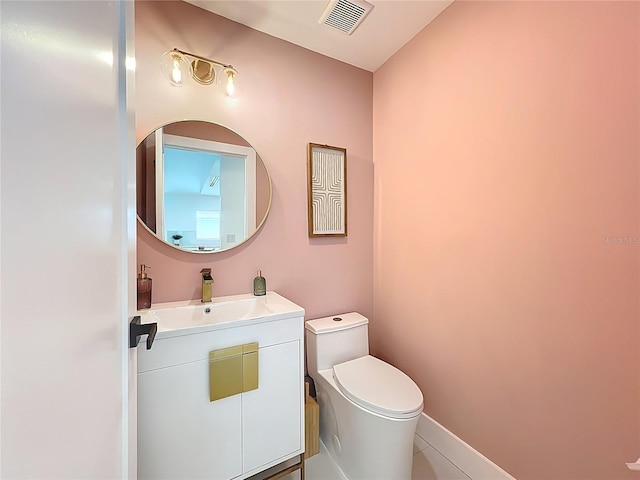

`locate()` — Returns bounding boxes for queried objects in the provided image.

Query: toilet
[305,313,423,480]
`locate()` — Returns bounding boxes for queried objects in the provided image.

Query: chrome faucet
[200,268,214,303]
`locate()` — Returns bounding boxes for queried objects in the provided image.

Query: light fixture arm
[170,48,235,71]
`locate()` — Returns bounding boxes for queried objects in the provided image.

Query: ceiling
[184,0,454,72]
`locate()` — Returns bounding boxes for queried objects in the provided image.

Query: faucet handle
[200,268,213,281]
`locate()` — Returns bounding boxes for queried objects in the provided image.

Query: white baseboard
[416,413,516,480]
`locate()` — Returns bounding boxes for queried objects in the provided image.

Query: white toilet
[305,312,424,480]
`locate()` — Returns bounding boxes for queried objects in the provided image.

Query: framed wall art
[307,143,347,237]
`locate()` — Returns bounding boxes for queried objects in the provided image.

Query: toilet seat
[333,355,424,419]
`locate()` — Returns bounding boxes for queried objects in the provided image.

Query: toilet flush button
[333,317,342,321]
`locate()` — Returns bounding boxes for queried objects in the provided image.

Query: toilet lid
[333,356,424,419]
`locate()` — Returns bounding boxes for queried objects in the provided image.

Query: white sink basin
[137,291,304,339]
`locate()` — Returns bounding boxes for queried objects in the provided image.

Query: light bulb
[224,67,237,97]
[160,50,192,87]
[226,74,235,96]
[171,58,182,85]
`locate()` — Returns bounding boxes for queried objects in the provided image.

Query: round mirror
[136,121,271,253]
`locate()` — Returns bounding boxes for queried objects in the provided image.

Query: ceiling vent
[318,0,374,35]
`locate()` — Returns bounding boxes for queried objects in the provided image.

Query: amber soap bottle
[137,264,152,309]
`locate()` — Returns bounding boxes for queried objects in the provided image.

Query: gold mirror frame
[137,121,272,253]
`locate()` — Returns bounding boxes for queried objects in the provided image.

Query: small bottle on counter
[137,264,152,309]
[253,270,266,296]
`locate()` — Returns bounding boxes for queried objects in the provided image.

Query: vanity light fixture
[160,48,238,97]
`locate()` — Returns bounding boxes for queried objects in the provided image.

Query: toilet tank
[305,312,369,375]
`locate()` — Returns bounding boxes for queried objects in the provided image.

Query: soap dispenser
[137,264,152,310]
[253,270,266,296]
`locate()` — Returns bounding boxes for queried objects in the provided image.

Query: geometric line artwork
[308,143,347,237]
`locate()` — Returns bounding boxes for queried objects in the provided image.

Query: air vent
[318,0,374,35]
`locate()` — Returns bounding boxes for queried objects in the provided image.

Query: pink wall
[135,1,373,321]
[373,2,639,479]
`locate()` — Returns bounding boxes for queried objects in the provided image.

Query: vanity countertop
[136,291,305,340]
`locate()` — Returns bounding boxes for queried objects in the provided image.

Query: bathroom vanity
[136,292,305,480]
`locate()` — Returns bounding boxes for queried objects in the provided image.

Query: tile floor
[276,432,472,480]
[411,433,470,480]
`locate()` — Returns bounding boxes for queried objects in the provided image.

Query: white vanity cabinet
[136,292,305,480]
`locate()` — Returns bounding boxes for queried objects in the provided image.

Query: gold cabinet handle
[209,342,259,402]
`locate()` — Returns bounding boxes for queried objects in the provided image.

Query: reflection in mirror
[137,121,271,253]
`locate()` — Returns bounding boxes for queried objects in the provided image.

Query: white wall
[0,1,136,477]
[220,158,246,250]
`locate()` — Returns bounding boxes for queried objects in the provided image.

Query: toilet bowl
[305,313,423,480]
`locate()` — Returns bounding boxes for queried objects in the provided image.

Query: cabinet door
[242,341,302,473]
[138,360,242,480]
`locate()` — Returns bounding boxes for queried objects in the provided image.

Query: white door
[0,1,136,478]
[159,134,257,250]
